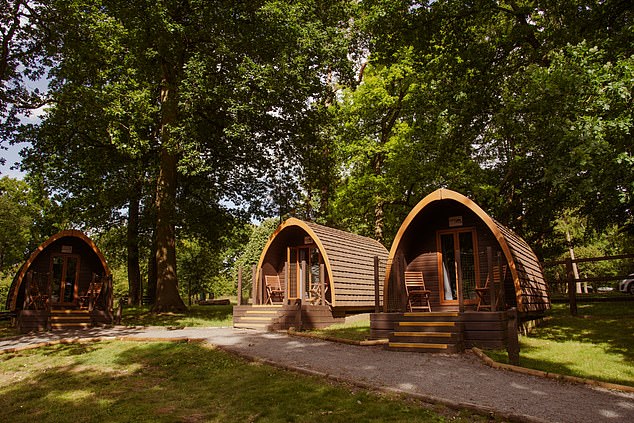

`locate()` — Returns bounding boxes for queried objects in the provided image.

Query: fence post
[237,267,243,306]
[506,307,520,365]
[565,258,577,316]
[374,256,380,313]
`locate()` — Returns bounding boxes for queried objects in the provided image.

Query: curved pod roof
[385,189,549,314]
[257,218,389,308]
[7,230,111,311]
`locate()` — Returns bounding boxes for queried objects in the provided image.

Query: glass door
[438,229,479,304]
[288,246,322,303]
[50,255,80,305]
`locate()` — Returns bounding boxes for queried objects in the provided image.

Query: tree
[0,1,54,165]
[19,0,356,312]
[339,0,634,252]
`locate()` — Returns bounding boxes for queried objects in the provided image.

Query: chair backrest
[265,275,282,290]
[482,264,508,288]
[404,271,426,290]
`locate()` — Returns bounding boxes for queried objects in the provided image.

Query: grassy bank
[0,340,489,422]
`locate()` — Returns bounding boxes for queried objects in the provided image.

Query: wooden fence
[542,253,634,315]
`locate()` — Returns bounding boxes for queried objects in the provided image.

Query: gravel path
[2,327,633,423]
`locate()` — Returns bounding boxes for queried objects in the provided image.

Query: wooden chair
[404,271,432,312]
[24,271,48,310]
[476,265,507,311]
[79,280,103,310]
[265,275,284,304]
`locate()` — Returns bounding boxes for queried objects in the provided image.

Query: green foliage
[0,177,39,272]
[233,219,279,299]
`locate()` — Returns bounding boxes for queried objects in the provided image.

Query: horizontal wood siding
[305,221,388,309]
[494,221,550,313]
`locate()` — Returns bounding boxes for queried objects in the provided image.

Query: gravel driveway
[2,326,633,423]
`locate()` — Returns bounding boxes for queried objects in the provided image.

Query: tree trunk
[146,231,157,305]
[127,192,142,306]
[152,69,186,312]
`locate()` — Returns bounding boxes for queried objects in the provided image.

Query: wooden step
[234,323,268,329]
[398,321,457,328]
[387,342,461,353]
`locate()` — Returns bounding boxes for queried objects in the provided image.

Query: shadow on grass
[488,302,634,387]
[539,302,634,361]
[0,341,474,423]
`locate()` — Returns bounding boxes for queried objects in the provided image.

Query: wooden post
[283,262,288,304]
[319,263,325,306]
[397,252,408,312]
[237,267,243,306]
[23,271,32,310]
[115,298,123,325]
[250,264,257,305]
[506,307,520,365]
[301,259,307,302]
[456,249,464,313]
[295,298,302,331]
[497,252,505,308]
[565,258,577,316]
[374,256,380,313]
[487,247,496,312]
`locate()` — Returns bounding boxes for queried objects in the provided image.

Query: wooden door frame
[287,244,322,302]
[49,253,81,306]
[436,228,480,306]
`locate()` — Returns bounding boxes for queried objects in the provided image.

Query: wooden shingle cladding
[256,218,388,310]
[384,189,550,315]
[6,230,111,311]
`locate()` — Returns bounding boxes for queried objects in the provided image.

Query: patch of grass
[121,304,234,327]
[308,314,372,341]
[486,302,634,387]
[0,340,491,422]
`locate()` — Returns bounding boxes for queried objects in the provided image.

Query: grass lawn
[0,340,490,423]
[307,314,372,342]
[486,302,634,387]
[121,304,234,327]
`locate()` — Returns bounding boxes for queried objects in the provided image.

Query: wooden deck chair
[24,271,48,310]
[476,265,507,311]
[79,277,103,310]
[404,271,432,312]
[265,275,284,304]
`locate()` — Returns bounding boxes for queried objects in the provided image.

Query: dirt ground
[2,326,633,423]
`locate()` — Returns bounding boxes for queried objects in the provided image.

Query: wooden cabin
[233,218,388,330]
[371,189,550,352]
[6,230,113,332]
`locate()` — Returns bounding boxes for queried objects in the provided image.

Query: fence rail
[541,253,634,315]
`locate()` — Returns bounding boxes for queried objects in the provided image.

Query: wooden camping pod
[256,218,389,309]
[6,230,113,331]
[384,189,550,316]
[234,218,388,331]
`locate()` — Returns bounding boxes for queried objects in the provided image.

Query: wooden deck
[233,304,344,331]
[371,310,515,353]
[15,307,114,332]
